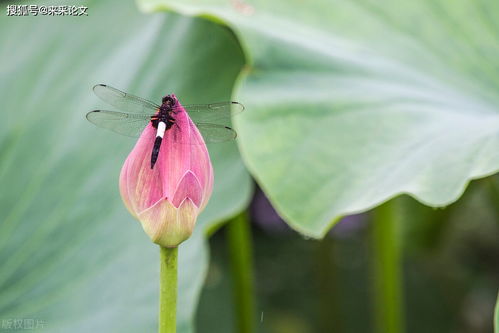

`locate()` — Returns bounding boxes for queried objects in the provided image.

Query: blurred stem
[485,176,499,223]
[494,291,498,333]
[226,212,256,333]
[315,237,342,332]
[159,246,178,333]
[371,200,405,333]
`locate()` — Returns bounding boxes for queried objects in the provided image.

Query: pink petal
[171,171,203,208]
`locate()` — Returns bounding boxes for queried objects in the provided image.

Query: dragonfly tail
[151,136,162,169]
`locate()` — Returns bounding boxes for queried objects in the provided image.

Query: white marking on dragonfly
[157,121,166,138]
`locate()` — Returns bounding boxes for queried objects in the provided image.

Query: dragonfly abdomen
[151,116,177,169]
[150,136,162,169]
[151,121,167,169]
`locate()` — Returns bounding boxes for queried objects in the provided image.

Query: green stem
[371,200,405,333]
[315,237,342,332]
[485,176,499,223]
[494,291,499,333]
[159,246,178,333]
[226,212,256,333]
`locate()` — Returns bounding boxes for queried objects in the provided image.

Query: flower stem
[159,246,178,333]
[226,212,255,333]
[371,200,405,333]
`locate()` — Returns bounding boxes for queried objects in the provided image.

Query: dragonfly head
[161,94,177,108]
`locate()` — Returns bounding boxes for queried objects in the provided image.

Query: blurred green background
[197,184,499,333]
[1,0,498,332]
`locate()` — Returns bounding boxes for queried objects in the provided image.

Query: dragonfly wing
[195,123,237,143]
[93,84,160,114]
[86,110,150,137]
[182,102,244,125]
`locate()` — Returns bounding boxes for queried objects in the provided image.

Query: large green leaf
[140,0,499,237]
[0,0,251,332]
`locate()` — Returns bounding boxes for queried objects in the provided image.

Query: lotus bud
[119,96,213,247]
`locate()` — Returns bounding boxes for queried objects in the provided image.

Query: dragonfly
[86,84,244,169]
